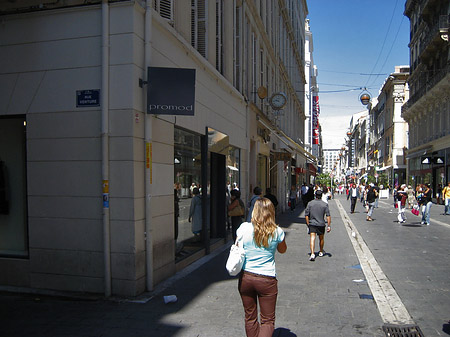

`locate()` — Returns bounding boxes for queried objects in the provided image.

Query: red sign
[312,95,320,145]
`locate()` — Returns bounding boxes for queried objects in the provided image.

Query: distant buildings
[342,66,409,187]
[323,149,340,173]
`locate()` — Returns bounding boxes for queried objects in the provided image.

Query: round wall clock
[269,92,287,110]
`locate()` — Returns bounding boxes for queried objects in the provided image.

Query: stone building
[0,0,313,296]
[403,0,450,189]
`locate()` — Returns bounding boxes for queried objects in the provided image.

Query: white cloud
[320,114,353,149]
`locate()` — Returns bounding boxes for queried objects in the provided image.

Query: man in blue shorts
[305,190,331,261]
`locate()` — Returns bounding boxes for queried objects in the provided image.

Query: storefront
[407,147,450,196]
[174,127,241,264]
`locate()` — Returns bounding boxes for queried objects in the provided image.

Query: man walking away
[347,183,360,213]
[264,188,279,209]
[247,186,262,222]
[305,190,331,261]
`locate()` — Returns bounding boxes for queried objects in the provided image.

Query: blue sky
[306,0,410,149]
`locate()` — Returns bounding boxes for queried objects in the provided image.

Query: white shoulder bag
[226,235,245,276]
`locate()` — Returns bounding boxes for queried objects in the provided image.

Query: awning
[227,165,238,171]
[406,146,432,159]
[376,165,392,171]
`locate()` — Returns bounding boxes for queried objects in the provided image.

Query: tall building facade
[323,149,340,173]
[369,66,410,187]
[0,0,312,296]
[403,0,450,189]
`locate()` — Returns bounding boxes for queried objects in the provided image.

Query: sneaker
[421,221,425,225]
[318,251,325,257]
[426,223,430,226]
[309,253,316,261]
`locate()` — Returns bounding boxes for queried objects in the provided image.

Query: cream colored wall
[149,6,248,285]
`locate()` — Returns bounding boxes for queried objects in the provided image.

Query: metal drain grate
[382,324,424,337]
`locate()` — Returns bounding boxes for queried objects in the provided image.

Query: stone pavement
[2,197,393,337]
[335,193,450,337]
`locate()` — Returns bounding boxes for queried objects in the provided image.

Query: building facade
[323,149,340,173]
[0,0,314,296]
[369,66,410,187]
[403,0,450,191]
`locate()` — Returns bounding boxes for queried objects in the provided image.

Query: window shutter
[154,0,173,26]
[197,0,207,57]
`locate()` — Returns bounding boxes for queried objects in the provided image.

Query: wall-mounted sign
[312,95,320,145]
[76,89,100,107]
[147,67,196,115]
[273,152,291,161]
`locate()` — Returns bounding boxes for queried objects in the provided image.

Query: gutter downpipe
[144,0,154,291]
[101,0,111,297]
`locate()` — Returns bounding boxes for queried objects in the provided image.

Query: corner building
[0,0,313,296]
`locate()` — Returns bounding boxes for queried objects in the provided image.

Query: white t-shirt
[236,222,285,277]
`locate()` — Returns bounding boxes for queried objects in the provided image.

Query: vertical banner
[147,67,196,115]
[312,95,320,145]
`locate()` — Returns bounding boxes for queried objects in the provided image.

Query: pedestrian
[301,182,309,207]
[347,183,360,213]
[374,182,380,208]
[321,186,331,203]
[443,182,450,215]
[264,188,279,211]
[247,186,262,222]
[396,185,407,223]
[288,185,297,211]
[228,189,245,241]
[236,197,287,337]
[419,184,432,226]
[306,184,315,205]
[406,185,415,209]
[188,187,202,239]
[436,184,442,205]
[305,190,331,261]
[366,183,377,221]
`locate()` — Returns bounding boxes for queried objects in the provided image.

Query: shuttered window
[191,0,208,58]
[233,2,241,91]
[215,0,224,73]
[153,0,173,25]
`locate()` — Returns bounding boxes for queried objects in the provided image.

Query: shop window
[226,146,240,192]
[174,127,203,261]
[0,116,28,258]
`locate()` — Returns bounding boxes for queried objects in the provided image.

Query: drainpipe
[101,0,111,297]
[144,0,154,292]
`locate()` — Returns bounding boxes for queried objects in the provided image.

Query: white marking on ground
[335,199,415,325]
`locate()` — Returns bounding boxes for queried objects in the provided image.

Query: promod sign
[147,67,196,115]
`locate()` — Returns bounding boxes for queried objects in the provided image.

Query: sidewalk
[2,200,386,337]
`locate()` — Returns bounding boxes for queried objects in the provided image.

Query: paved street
[1,194,449,337]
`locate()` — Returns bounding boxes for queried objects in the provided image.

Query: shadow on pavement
[273,327,297,336]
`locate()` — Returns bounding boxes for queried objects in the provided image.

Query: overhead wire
[368,14,407,88]
[364,0,399,88]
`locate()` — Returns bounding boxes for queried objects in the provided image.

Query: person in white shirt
[347,183,360,213]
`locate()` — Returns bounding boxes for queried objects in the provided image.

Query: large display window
[174,127,203,261]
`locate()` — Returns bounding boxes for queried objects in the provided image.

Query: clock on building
[269,92,287,110]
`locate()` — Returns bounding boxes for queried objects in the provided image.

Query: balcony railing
[405,63,449,108]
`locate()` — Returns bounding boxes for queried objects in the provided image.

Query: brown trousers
[238,271,278,337]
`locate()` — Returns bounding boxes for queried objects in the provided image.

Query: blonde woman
[236,198,287,337]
